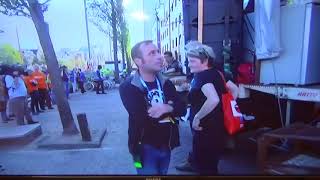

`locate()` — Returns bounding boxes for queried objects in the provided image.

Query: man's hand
[180,82,190,91]
[192,116,203,131]
[148,103,173,119]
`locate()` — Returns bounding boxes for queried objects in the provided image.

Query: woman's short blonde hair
[185,41,216,67]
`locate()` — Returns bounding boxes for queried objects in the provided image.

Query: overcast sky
[0,0,144,54]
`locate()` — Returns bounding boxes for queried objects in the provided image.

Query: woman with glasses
[185,41,227,175]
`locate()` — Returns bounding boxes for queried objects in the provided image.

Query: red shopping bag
[218,71,243,135]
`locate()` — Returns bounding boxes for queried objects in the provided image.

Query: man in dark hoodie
[119,40,186,175]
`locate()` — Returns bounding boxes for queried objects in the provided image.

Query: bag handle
[217,70,228,90]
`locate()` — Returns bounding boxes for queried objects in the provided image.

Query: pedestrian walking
[0,67,9,123]
[95,65,105,94]
[23,70,43,115]
[5,70,38,125]
[31,65,53,110]
[76,68,86,94]
[70,68,77,93]
[61,66,70,99]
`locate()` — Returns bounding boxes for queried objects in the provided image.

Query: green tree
[0,44,23,64]
[117,2,131,74]
[0,0,79,135]
[88,0,128,83]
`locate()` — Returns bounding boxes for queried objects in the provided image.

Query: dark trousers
[8,96,33,125]
[192,129,226,175]
[0,101,8,122]
[30,91,41,113]
[39,88,52,109]
[78,81,85,93]
[96,80,104,94]
[188,116,195,165]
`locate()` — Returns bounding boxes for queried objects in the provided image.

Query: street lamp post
[84,0,92,61]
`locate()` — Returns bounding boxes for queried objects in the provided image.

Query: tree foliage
[88,0,124,40]
[0,0,50,17]
[88,0,131,77]
[0,44,23,64]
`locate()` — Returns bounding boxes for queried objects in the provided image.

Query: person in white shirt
[6,70,38,125]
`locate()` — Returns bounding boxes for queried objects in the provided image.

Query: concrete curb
[0,124,42,145]
[37,128,107,150]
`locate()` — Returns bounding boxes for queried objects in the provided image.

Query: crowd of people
[0,64,88,125]
[60,66,87,99]
[120,40,241,175]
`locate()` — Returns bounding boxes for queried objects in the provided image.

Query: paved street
[0,88,258,175]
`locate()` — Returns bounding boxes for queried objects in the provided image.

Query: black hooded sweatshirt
[119,71,186,155]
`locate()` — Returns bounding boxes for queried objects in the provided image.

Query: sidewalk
[0,89,259,175]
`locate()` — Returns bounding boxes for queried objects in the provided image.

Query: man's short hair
[131,40,153,61]
[164,51,173,57]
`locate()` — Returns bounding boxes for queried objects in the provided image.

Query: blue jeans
[136,144,171,175]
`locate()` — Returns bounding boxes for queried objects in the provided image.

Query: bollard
[77,113,92,141]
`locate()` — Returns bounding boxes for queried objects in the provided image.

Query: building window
[175,0,177,7]
[179,14,181,24]
[179,34,182,45]
[176,37,178,47]
[175,17,178,27]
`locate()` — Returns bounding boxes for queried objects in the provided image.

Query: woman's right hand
[192,116,203,131]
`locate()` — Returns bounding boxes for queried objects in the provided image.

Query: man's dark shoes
[32,112,39,116]
[28,121,39,124]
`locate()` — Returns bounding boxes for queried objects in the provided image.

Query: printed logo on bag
[230,100,243,117]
